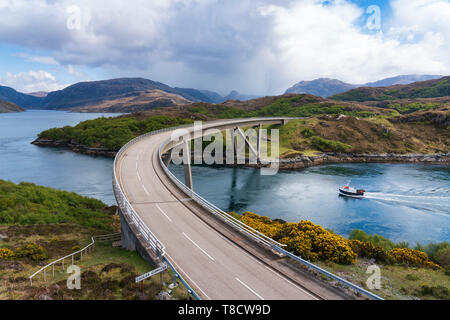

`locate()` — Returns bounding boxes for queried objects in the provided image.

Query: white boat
[339,184,365,198]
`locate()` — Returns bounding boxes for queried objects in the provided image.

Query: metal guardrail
[29,233,121,286]
[272,246,383,300]
[163,256,201,300]
[158,138,287,249]
[156,120,384,301]
[112,118,290,258]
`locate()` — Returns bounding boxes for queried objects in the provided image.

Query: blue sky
[0,0,448,94]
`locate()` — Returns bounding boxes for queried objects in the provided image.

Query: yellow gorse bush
[241,212,357,265]
[14,242,48,261]
[0,248,15,260]
[389,248,441,269]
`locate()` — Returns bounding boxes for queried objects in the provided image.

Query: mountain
[174,87,223,103]
[285,78,357,98]
[365,75,442,87]
[222,90,259,102]
[36,78,184,110]
[0,100,25,113]
[285,75,444,98]
[27,91,48,98]
[70,89,191,113]
[28,78,228,111]
[0,85,42,108]
[330,76,450,102]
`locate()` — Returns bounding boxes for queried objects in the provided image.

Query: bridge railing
[115,118,384,300]
[158,139,286,249]
[155,121,384,301]
[113,118,289,258]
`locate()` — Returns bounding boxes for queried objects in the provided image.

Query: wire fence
[29,233,121,286]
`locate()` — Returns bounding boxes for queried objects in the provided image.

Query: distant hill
[27,91,48,98]
[364,75,442,87]
[0,85,42,108]
[35,78,188,110]
[285,75,443,98]
[285,78,357,98]
[0,100,25,113]
[222,90,259,102]
[330,76,450,102]
[70,89,191,113]
[26,78,243,111]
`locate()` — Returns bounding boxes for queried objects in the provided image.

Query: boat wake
[364,192,450,215]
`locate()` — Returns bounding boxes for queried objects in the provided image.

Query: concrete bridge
[113,118,373,300]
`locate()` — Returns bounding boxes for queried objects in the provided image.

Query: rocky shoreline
[32,138,449,168]
[31,139,117,158]
[273,152,450,170]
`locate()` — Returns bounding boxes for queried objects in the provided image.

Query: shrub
[241,212,283,239]
[310,136,351,153]
[434,247,450,268]
[301,127,315,138]
[349,240,391,263]
[241,213,357,264]
[276,221,357,264]
[415,241,450,263]
[349,229,409,251]
[405,274,420,281]
[15,243,48,261]
[445,266,450,276]
[389,248,441,269]
[0,248,15,260]
[418,284,449,299]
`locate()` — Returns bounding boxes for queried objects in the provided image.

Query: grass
[37,115,193,150]
[0,225,189,300]
[0,180,117,230]
[316,259,449,300]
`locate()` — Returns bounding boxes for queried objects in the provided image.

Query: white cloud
[258,0,449,91]
[0,70,68,93]
[0,0,448,94]
[16,53,59,65]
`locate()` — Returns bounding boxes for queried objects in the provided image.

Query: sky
[0,0,448,95]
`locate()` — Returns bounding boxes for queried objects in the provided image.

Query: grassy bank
[0,180,117,230]
[36,115,193,150]
[0,224,188,300]
[0,181,188,300]
[233,211,449,300]
[276,115,449,156]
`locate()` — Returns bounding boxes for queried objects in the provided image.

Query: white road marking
[235,278,264,300]
[264,266,318,300]
[142,184,150,196]
[155,203,173,223]
[166,253,211,300]
[182,232,215,261]
[137,170,142,181]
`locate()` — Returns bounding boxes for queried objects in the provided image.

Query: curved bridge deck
[115,119,350,300]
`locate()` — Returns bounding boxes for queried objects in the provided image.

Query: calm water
[1,110,449,244]
[170,164,450,244]
[0,110,119,205]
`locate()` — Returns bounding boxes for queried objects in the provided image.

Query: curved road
[116,119,342,300]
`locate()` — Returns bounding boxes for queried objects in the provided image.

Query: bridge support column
[118,208,161,267]
[236,128,259,162]
[183,140,193,190]
[255,124,262,161]
[163,154,171,168]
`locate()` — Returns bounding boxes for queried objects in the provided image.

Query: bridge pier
[183,140,193,190]
[119,208,162,267]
